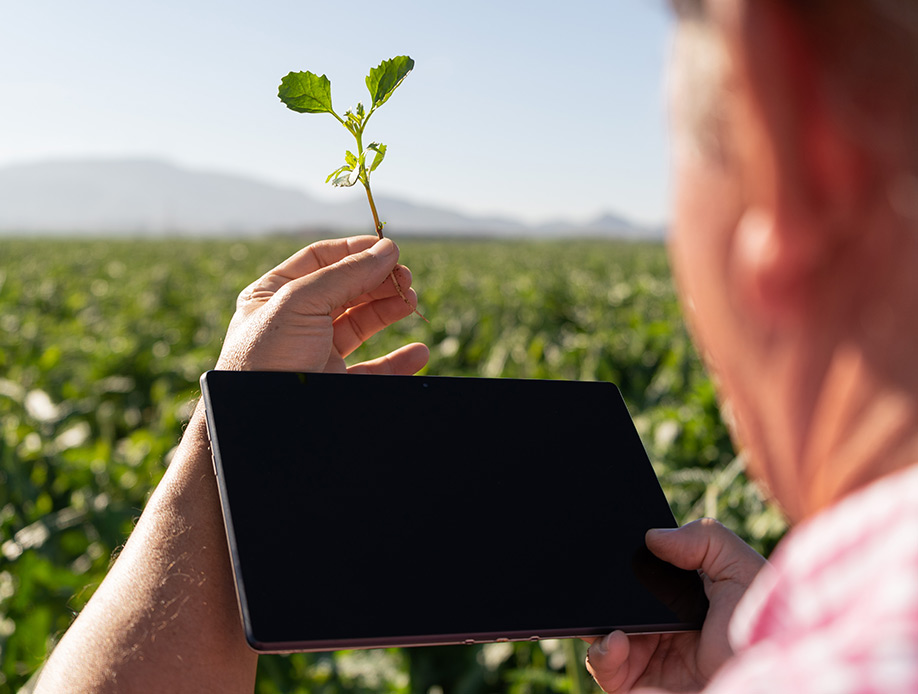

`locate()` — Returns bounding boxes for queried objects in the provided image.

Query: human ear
[730,206,824,324]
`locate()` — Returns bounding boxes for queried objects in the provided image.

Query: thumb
[285,238,399,315]
[646,518,766,584]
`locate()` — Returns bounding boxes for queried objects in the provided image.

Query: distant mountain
[0,158,663,239]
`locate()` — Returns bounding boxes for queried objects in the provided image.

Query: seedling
[278,56,427,322]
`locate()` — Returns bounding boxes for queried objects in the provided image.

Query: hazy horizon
[0,1,674,228]
[0,157,665,239]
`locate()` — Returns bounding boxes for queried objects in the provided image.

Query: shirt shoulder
[710,464,918,694]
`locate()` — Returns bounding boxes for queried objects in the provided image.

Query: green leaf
[365,56,414,110]
[326,164,352,184]
[278,71,335,114]
[367,142,387,172]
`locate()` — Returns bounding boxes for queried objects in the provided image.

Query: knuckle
[694,517,730,537]
[338,252,366,274]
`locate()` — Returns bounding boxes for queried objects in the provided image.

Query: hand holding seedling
[278,56,427,322]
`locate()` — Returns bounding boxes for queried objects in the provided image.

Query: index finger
[260,236,382,294]
[279,238,400,317]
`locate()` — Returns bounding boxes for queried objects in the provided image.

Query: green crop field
[0,237,786,694]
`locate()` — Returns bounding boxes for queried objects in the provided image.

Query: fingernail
[647,527,677,539]
[593,632,613,656]
[369,238,396,258]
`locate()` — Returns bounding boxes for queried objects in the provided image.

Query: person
[585,0,918,691]
[34,0,918,691]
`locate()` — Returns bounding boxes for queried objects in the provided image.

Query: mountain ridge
[0,158,665,239]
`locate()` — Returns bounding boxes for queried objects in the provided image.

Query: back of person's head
[669,0,918,182]
[661,0,918,521]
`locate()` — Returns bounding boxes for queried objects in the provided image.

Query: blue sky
[1,1,674,226]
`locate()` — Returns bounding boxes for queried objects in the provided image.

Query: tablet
[200,370,708,653]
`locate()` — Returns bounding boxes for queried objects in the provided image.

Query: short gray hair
[669,0,918,164]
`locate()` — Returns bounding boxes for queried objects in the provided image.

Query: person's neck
[742,209,918,523]
[800,342,918,520]
[797,219,918,520]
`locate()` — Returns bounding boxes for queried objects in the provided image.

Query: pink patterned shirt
[705,463,918,693]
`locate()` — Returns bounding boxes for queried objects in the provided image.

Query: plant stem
[363,180,385,239]
[344,107,427,322]
[361,172,429,323]
[354,127,382,238]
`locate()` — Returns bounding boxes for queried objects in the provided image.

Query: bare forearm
[32,237,423,692]
[34,404,257,693]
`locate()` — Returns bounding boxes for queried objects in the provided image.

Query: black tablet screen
[200,371,708,652]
